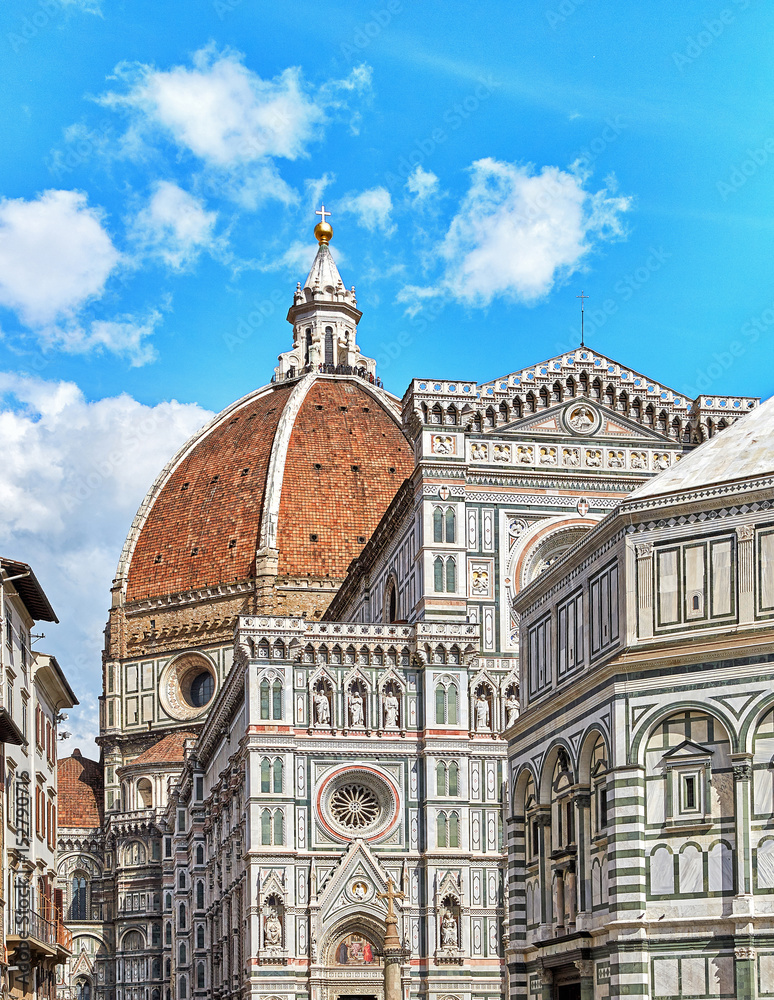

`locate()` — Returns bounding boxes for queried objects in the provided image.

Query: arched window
[196,881,204,910]
[196,925,205,949]
[261,809,271,845]
[261,758,270,793]
[75,981,91,1000]
[435,683,458,725]
[70,873,87,920]
[137,777,153,808]
[273,809,284,845]
[436,760,446,795]
[449,811,459,848]
[434,556,444,592]
[178,902,186,929]
[178,871,186,890]
[165,922,172,945]
[445,557,456,593]
[179,976,187,999]
[260,681,270,720]
[272,680,282,720]
[152,922,161,946]
[165,958,171,979]
[195,844,204,866]
[445,507,455,543]
[304,329,312,364]
[125,841,146,866]
[433,507,443,543]
[384,578,397,623]
[324,327,334,365]
[437,811,448,848]
[197,962,205,989]
[448,761,459,796]
[448,684,458,724]
[165,892,172,911]
[179,942,187,965]
[273,758,283,793]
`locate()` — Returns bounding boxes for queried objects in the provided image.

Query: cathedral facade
[55,216,762,1000]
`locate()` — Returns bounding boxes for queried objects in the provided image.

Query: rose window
[330,784,381,830]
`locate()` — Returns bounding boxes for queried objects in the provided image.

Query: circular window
[159,654,217,721]
[330,784,381,830]
[317,767,399,842]
[188,671,214,708]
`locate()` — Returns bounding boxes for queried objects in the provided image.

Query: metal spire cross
[576,290,589,348]
[376,877,405,920]
[316,204,331,226]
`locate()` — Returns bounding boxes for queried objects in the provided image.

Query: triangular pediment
[497,400,670,442]
[661,739,714,761]
[317,839,401,926]
[480,349,690,407]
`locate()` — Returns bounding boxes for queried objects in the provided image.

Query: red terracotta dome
[118,373,413,604]
[58,750,104,829]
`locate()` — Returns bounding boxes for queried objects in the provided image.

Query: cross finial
[576,290,589,348]
[316,204,331,226]
[376,877,405,920]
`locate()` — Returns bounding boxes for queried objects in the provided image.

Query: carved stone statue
[264,907,282,947]
[475,693,490,731]
[314,690,330,725]
[383,692,399,729]
[569,404,595,432]
[348,689,364,728]
[441,909,458,948]
[505,693,520,729]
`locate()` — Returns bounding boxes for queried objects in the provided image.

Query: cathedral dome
[117,373,412,604]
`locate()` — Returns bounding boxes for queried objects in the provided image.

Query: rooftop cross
[315,204,331,226]
[576,290,589,348]
[376,877,405,921]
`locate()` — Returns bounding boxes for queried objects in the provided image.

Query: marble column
[575,958,594,1000]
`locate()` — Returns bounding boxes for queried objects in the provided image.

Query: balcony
[7,909,73,957]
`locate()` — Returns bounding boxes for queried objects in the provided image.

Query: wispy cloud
[399,157,630,310]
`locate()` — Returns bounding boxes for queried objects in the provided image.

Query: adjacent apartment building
[1,558,77,999]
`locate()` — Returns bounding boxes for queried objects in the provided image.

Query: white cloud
[0,189,120,326]
[99,47,371,206]
[399,157,630,308]
[341,186,395,234]
[0,372,213,755]
[40,312,161,366]
[406,165,439,202]
[131,181,219,270]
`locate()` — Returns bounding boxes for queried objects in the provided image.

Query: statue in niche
[383,690,400,729]
[475,692,490,731]
[348,689,364,728]
[313,689,330,726]
[505,692,520,728]
[264,907,282,947]
[441,909,458,949]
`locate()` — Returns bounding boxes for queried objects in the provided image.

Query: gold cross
[316,204,331,226]
[376,877,405,920]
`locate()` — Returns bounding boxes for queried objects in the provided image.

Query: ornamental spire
[314,204,333,245]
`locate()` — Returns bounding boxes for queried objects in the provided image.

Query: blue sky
[1,0,772,751]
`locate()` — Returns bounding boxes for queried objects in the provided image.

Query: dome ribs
[126,383,295,602]
[276,380,413,581]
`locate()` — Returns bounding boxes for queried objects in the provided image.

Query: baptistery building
[55,214,762,1000]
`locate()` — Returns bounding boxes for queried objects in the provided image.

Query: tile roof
[130,731,198,767]
[58,750,103,829]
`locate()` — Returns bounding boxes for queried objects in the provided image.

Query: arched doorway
[315,914,386,1000]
